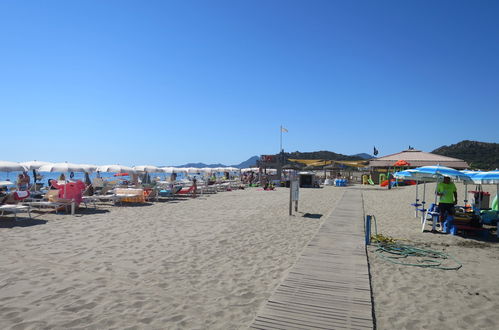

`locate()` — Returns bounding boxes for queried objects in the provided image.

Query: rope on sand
[369,216,462,270]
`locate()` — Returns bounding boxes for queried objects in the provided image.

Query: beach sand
[362,182,499,330]
[2,183,498,329]
[0,187,343,329]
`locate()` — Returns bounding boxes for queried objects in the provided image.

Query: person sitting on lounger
[17,172,30,191]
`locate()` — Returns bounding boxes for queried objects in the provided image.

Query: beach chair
[0,191,32,220]
[144,188,158,202]
[25,190,74,214]
[176,185,197,197]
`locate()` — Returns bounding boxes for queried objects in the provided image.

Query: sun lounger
[24,190,74,214]
[114,188,145,204]
[0,204,31,220]
[177,185,196,196]
[0,191,32,220]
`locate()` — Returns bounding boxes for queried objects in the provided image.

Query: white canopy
[133,165,162,173]
[20,160,51,170]
[38,162,88,173]
[0,161,27,172]
[95,165,136,173]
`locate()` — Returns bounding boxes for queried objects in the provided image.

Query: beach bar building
[368,149,469,184]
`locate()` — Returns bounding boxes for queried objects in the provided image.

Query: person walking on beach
[436,176,457,224]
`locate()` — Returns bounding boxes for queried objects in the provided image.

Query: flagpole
[280,125,283,152]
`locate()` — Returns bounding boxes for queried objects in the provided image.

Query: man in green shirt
[436,176,458,222]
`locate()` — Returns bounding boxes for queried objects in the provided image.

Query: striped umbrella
[412,165,472,182]
[470,170,499,185]
[470,171,499,212]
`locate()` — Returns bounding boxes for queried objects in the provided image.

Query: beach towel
[13,191,30,200]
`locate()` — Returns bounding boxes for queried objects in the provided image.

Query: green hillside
[432,140,499,170]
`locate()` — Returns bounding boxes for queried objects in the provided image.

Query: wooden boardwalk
[251,189,373,329]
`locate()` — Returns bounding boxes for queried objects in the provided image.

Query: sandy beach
[0,187,343,329]
[363,182,499,330]
[1,184,498,329]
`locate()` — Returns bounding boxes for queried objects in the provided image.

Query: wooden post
[290,180,299,215]
[365,215,371,245]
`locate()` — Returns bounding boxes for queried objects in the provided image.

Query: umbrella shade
[0,161,27,172]
[393,160,410,166]
[78,164,97,173]
[159,167,176,173]
[412,165,473,182]
[95,165,136,173]
[20,160,51,170]
[393,169,419,179]
[133,165,162,173]
[223,167,240,172]
[241,167,259,172]
[470,171,499,185]
[185,167,203,174]
[0,180,15,186]
[38,162,89,173]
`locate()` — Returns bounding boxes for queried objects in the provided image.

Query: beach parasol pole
[420,180,426,224]
[414,179,419,217]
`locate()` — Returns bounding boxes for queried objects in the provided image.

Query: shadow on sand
[0,218,48,228]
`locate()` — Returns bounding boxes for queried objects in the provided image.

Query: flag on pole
[281,127,288,133]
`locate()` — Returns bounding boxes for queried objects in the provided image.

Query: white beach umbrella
[96,164,136,173]
[133,165,162,173]
[0,180,15,186]
[20,160,52,185]
[185,167,203,174]
[38,162,88,173]
[0,160,27,172]
[20,160,51,170]
[78,164,97,173]
[159,167,176,173]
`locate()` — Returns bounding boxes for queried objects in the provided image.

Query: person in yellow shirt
[436,176,458,223]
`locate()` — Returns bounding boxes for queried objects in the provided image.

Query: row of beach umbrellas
[0,160,241,175]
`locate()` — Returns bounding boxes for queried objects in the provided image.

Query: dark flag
[373,146,379,156]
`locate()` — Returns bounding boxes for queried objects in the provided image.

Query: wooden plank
[251,189,373,329]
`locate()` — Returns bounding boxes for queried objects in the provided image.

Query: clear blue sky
[1,0,498,166]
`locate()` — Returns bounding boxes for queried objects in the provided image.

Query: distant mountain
[432,140,499,170]
[175,156,259,169]
[174,151,367,170]
[351,153,373,160]
[281,150,364,162]
[176,162,226,168]
[233,156,259,169]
